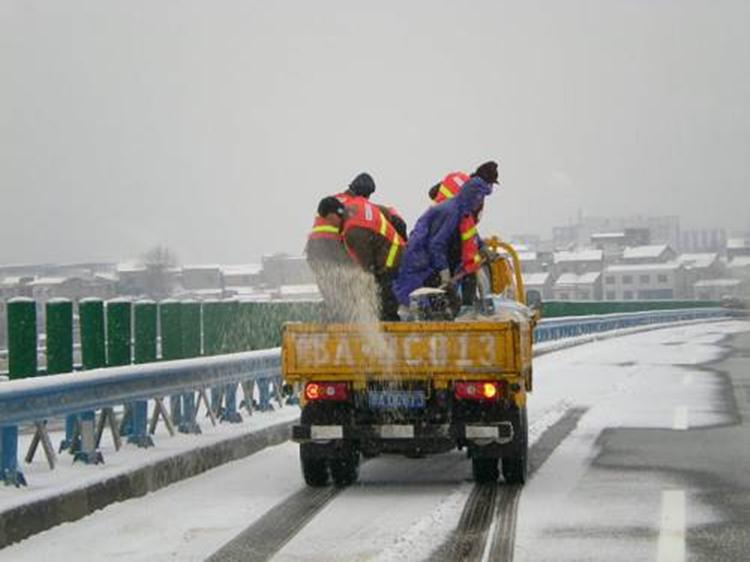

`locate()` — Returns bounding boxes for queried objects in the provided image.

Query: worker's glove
[439,269,451,285]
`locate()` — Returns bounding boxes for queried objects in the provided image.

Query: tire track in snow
[430,407,587,562]
[206,486,340,562]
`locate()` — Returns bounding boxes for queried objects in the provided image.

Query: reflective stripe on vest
[386,239,400,268]
[343,197,404,269]
[433,171,470,204]
[308,216,342,241]
[459,215,482,274]
[461,225,478,241]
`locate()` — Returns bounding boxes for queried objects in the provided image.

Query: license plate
[368,390,426,410]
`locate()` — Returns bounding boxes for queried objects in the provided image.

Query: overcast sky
[2,1,749,266]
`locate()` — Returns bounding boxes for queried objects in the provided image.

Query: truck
[281,239,536,486]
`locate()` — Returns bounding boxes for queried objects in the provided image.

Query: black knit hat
[348,172,376,197]
[473,161,499,184]
[317,196,345,218]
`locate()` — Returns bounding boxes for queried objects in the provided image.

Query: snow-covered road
[3,320,749,561]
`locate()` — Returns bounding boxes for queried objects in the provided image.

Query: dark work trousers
[376,271,401,321]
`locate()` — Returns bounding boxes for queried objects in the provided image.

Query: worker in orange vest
[338,173,408,241]
[427,170,488,304]
[305,197,355,321]
[340,193,405,321]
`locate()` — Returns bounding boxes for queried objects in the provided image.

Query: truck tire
[330,449,360,487]
[472,456,500,483]
[300,444,329,487]
[502,407,528,485]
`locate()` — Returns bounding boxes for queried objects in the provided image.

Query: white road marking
[672,406,688,430]
[657,489,686,562]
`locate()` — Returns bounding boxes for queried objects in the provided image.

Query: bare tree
[141,245,178,299]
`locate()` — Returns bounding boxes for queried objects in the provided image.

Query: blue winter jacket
[392,176,493,305]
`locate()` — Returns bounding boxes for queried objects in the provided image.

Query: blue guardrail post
[46,299,77,453]
[178,300,202,434]
[160,299,184,427]
[76,298,105,464]
[130,300,156,447]
[220,299,242,423]
[1,298,36,486]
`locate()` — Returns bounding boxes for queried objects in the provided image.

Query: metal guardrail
[533,307,730,343]
[0,349,282,486]
[0,307,732,487]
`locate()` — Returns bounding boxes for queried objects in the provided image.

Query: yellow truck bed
[282,318,533,390]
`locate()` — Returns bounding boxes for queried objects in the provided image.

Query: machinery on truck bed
[281,239,537,486]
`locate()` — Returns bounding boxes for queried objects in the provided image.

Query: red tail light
[304,381,349,402]
[454,381,503,401]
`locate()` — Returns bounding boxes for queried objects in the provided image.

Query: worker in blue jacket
[392,161,498,308]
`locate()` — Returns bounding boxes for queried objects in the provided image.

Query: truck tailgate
[282,321,525,381]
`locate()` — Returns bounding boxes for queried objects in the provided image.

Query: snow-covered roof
[622,244,671,260]
[606,262,683,273]
[117,263,146,273]
[221,264,262,276]
[278,284,320,296]
[518,252,538,262]
[727,238,750,249]
[175,288,224,297]
[553,249,603,263]
[28,277,67,287]
[728,256,750,268]
[182,264,221,271]
[694,278,742,288]
[0,277,23,286]
[95,273,118,282]
[522,272,549,286]
[555,272,602,286]
[590,232,626,240]
[676,253,719,269]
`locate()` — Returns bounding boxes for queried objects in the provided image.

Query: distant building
[676,253,724,297]
[27,276,116,302]
[552,272,602,301]
[590,232,627,263]
[116,264,149,296]
[517,252,544,274]
[552,249,603,275]
[0,276,33,300]
[603,263,688,300]
[181,265,223,291]
[727,257,750,280]
[590,229,652,263]
[621,244,677,265]
[680,228,727,253]
[693,279,746,301]
[273,284,321,301]
[727,238,750,261]
[522,272,554,301]
[261,254,314,288]
[553,215,679,250]
[221,264,262,289]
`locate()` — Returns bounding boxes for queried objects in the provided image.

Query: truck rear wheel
[300,444,329,487]
[502,407,528,485]
[472,456,500,483]
[330,449,360,486]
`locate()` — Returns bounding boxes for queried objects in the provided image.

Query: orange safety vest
[433,171,470,203]
[459,216,482,274]
[342,197,404,269]
[431,172,482,274]
[307,215,342,242]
